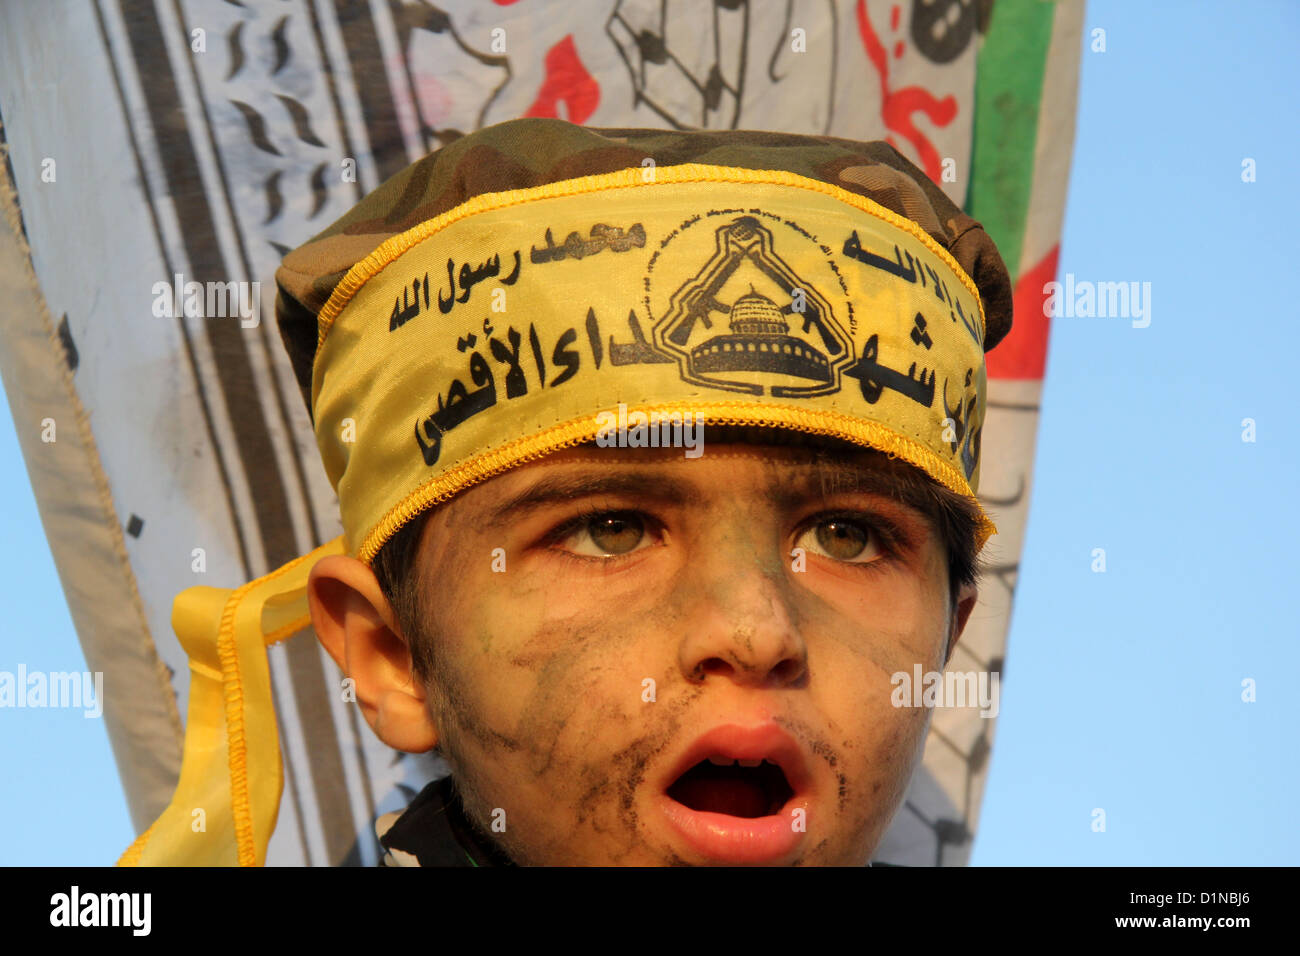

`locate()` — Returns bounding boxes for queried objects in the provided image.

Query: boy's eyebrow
[482,472,704,527]
[480,457,935,528]
[778,459,925,506]
[774,459,941,530]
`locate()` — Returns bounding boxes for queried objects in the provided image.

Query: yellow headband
[313,164,995,562]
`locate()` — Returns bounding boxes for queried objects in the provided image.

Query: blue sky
[2,0,1297,865]
[971,0,1300,864]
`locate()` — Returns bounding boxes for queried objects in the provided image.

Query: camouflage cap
[275,117,1012,420]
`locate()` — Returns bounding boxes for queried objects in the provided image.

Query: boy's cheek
[444,686,675,865]
[828,704,929,853]
[442,606,656,764]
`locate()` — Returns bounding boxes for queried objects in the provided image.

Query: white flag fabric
[0,0,1081,866]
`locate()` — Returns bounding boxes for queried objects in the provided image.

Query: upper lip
[658,722,813,800]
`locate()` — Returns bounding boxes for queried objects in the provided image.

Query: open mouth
[666,756,797,818]
[656,722,813,863]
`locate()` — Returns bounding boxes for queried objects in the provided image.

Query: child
[121,117,1012,866]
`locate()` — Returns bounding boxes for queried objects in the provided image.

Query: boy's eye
[796,517,885,564]
[558,512,649,557]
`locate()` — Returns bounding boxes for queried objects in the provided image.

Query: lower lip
[657,794,808,864]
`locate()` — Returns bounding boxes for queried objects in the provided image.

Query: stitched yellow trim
[215,581,256,867]
[218,547,322,867]
[313,164,987,371]
[358,400,997,565]
[263,612,312,646]
[117,819,158,867]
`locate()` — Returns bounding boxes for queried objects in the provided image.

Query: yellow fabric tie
[118,536,346,866]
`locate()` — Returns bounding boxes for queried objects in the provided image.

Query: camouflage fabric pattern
[275,117,1012,417]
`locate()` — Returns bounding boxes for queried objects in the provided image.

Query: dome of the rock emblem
[690,285,832,383]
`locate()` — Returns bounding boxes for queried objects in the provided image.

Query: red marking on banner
[987,245,1058,381]
[890,4,900,31]
[411,70,452,127]
[894,40,905,59]
[493,0,522,5]
[855,0,957,183]
[525,36,599,123]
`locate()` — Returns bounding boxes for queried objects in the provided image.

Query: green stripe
[966,0,1058,279]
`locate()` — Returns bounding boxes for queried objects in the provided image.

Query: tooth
[737,758,762,767]
[708,755,734,766]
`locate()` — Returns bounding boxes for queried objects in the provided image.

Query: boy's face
[313,442,977,865]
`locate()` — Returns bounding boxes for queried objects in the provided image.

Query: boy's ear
[944,581,979,666]
[306,554,439,754]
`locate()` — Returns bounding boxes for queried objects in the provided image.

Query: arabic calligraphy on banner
[388,223,646,331]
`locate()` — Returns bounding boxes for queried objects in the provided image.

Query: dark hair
[370,507,439,685]
[371,440,986,685]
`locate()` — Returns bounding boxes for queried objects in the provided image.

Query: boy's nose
[674,543,808,690]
